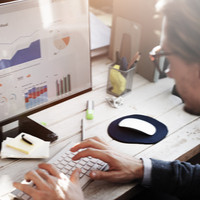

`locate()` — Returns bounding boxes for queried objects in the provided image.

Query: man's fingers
[13,182,38,198]
[38,163,61,178]
[23,170,48,191]
[72,148,110,164]
[71,137,109,152]
[90,136,109,145]
[90,170,120,182]
[70,168,81,186]
[36,169,57,187]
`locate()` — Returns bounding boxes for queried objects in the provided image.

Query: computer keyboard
[10,142,109,200]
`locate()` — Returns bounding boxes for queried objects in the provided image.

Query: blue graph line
[0,40,41,70]
[0,30,39,45]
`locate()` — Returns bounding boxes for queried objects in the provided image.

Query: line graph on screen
[0,30,41,70]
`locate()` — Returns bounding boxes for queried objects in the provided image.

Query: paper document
[1,134,50,159]
[90,12,111,50]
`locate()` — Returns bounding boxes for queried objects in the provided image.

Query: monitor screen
[0,0,91,127]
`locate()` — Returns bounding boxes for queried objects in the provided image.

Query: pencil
[81,118,85,141]
[127,51,140,70]
[134,53,141,64]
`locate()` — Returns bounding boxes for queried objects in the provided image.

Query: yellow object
[110,65,126,95]
[6,133,44,154]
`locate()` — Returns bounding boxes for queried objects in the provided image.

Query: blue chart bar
[56,74,71,96]
[0,40,41,70]
[25,85,48,109]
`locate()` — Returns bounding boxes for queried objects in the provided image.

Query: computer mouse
[118,118,156,136]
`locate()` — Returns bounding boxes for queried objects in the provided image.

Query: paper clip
[105,96,124,108]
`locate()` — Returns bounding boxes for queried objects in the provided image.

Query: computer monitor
[0,0,92,147]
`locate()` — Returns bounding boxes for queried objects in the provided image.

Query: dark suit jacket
[150,159,200,200]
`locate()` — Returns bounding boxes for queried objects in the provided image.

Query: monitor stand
[0,117,58,150]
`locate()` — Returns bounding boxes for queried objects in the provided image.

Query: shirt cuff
[141,157,152,187]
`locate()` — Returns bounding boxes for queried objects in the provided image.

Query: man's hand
[71,137,144,183]
[13,163,84,200]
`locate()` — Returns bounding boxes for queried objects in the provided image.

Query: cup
[106,63,136,97]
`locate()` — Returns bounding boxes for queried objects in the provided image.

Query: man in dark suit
[13,0,200,199]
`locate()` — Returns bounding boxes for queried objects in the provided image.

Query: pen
[116,50,120,65]
[127,51,140,70]
[21,134,34,145]
[81,118,85,141]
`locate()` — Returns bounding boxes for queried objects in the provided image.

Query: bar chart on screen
[24,84,48,110]
[56,74,71,96]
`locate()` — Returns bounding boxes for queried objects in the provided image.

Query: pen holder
[106,63,136,97]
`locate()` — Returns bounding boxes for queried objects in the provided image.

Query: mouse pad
[108,114,168,144]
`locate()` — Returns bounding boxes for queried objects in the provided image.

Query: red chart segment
[24,85,48,109]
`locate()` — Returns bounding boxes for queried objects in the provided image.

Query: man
[13,0,200,199]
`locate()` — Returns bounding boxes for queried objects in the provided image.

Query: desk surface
[1,55,200,200]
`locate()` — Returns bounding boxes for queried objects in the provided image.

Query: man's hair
[156,0,200,63]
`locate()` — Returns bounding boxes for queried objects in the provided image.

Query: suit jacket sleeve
[150,158,200,199]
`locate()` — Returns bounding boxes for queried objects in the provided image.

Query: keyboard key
[98,160,105,166]
[64,165,71,170]
[68,162,75,167]
[17,191,24,197]
[68,154,74,158]
[56,164,64,169]
[21,194,30,200]
[61,160,68,166]
[81,168,87,174]
[76,163,83,169]
[68,170,73,176]
[73,160,79,163]
[58,157,63,162]
[90,158,98,163]
[61,168,68,174]
[90,164,98,171]
[53,160,59,165]
[83,157,89,162]
[87,162,93,167]
[64,157,71,162]
[79,160,86,165]
[96,165,102,170]
[86,171,90,177]
[83,165,90,170]
[80,173,84,178]
[61,154,67,158]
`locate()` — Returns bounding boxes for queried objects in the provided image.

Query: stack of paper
[90,12,111,51]
[1,133,50,159]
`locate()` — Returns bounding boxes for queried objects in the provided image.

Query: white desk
[1,55,200,200]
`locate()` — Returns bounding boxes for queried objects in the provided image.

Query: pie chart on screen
[53,28,70,50]
[48,27,74,58]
